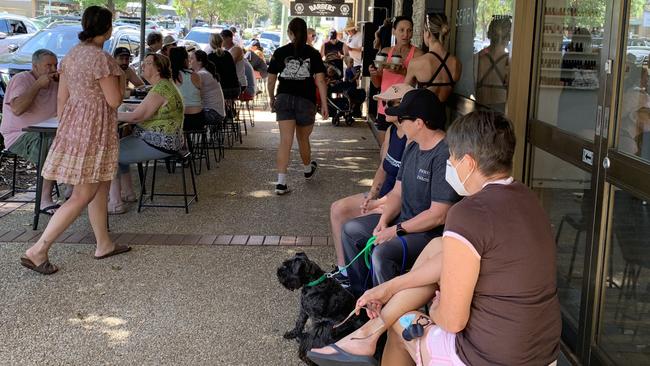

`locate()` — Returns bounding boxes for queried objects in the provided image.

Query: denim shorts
[274,94,316,126]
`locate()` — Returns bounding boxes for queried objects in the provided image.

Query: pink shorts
[402,325,466,366]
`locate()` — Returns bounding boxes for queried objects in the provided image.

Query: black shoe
[304,161,318,179]
[275,184,290,195]
[330,270,350,288]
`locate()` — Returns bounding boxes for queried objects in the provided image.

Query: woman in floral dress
[21,6,131,275]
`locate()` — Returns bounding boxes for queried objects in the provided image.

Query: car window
[7,20,28,35]
[18,28,79,57]
[0,20,9,34]
[260,32,280,43]
[185,30,211,44]
[127,34,141,57]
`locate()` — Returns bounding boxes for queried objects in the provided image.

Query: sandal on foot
[108,203,128,215]
[307,344,378,366]
[20,257,59,275]
[95,245,132,260]
[39,204,61,216]
[121,193,138,203]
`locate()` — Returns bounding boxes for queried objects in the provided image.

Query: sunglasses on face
[381,100,400,108]
[397,115,416,124]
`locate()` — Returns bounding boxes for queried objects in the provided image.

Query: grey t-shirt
[396,139,460,229]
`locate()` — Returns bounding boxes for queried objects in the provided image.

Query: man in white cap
[343,20,363,71]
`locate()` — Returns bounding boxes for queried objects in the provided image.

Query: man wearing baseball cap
[341,88,461,297]
[113,47,144,89]
[329,83,412,288]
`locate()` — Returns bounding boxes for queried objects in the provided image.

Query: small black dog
[277,252,365,365]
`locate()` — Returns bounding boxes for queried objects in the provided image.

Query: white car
[184,27,223,52]
[0,14,40,55]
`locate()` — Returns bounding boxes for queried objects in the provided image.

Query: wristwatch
[396,223,407,237]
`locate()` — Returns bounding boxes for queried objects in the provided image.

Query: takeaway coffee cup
[390,55,402,65]
[375,53,387,62]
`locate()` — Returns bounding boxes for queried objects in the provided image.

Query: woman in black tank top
[404,13,461,103]
[475,17,512,112]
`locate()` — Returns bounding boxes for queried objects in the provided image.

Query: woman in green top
[108,53,184,214]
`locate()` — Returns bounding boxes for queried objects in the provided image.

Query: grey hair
[32,49,56,64]
[446,111,516,176]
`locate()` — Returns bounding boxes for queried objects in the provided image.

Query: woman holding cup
[369,16,423,144]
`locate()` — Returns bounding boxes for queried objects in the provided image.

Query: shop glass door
[528,0,618,356]
[591,2,650,364]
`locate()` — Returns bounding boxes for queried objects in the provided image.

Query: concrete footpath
[0,111,380,365]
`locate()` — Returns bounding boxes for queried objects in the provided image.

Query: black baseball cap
[385,88,446,129]
[113,47,131,58]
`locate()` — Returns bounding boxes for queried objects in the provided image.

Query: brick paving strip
[0,231,332,246]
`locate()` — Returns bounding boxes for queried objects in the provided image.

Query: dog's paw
[284,329,301,339]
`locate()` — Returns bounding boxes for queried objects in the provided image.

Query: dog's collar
[306,274,327,287]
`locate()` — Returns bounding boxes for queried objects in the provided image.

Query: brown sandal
[20,257,59,275]
[95,245,132,260]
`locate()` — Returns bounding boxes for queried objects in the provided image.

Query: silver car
[0,14,39,55]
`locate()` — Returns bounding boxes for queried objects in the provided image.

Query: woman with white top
[169,47,204,131]
[190,49,225,124]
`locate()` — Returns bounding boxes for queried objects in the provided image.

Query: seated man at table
[342,89,461,297]
[114,47,144,91]
[0,49,60,214]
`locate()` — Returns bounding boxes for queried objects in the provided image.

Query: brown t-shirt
[444,180,561,366]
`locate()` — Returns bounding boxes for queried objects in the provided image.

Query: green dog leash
[306,236,377,287]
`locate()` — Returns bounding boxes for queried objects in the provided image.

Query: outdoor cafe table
[23,100,140,229]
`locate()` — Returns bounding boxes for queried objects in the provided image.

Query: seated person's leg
[341,213,382,297]
[309,239,444,359]
[371,231,437,287]
[330,193,371,275]
[7,132,58,210]
[387,311,464,366]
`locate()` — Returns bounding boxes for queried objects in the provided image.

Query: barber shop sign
[290,1,352,17]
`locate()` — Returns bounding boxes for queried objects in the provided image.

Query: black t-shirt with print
[268,43,326,104]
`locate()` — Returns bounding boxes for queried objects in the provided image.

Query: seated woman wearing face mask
[309,111,561,366]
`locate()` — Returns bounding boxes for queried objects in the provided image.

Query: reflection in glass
[531,148,592,327]
[597,188,650,364]
[453,0,513,111]
[536,1,608,141]
[475,16,512,112]
[617,15,650,162]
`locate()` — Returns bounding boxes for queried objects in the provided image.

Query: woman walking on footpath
[267,17,329,195]
[21,6,131,275]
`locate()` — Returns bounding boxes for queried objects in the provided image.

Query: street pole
[280,2,288,45]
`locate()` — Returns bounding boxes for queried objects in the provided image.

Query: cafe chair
[184,128,210,175]
[0,149,59,203]
[136,150,198,214]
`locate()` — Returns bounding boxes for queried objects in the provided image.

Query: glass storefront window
[534,1,608,141]
[597,187,650,364]
[531,147,593,327]
[454,0,513,112]
[616,9,650,163]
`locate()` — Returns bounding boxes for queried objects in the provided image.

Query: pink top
[0,71,58,148]
[377,45,416,116]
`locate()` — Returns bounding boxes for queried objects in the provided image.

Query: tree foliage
[475,0,513,40]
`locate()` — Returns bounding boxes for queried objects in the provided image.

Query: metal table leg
[32,132,45,230]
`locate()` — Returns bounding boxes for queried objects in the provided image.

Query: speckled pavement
[0,111,380,365]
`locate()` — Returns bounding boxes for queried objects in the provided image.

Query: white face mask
[445,157,473,196]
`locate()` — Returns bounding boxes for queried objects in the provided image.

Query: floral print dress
[42,43,123,185]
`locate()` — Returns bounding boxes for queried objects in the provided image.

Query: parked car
[184,27,223,52]
[158,19,184,38]
[35,14,81,25]
[259,31,281,47]
[115,17,161,32]
[0,22,143,102]
[0,14,40,55]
